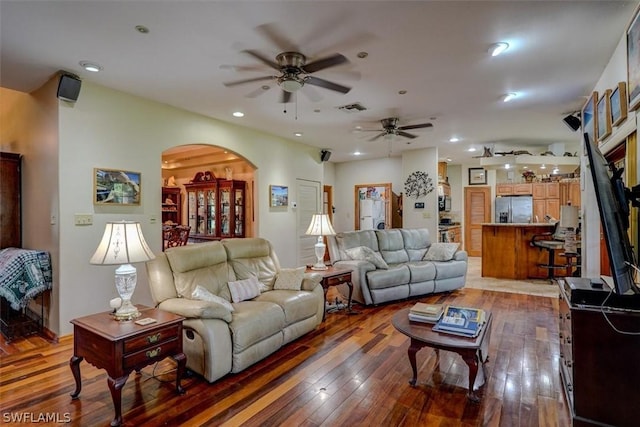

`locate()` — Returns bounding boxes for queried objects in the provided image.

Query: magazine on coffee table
[432,305,486,337]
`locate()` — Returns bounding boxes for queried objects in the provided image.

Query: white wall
[401,148,439,236]
[56,82,323,335]
[332,157,402,232]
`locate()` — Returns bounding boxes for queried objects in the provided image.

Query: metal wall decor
[404,171,434,198]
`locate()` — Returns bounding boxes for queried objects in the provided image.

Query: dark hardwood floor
[0,287,570,426]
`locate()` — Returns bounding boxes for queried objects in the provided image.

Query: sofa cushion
[433,259,468,279]
[192,285,235,312]
[256,290,318,325]
[407,261,437,283]
[366,265,410,290]
[345,246,388,269]
[228,277,262,302]
[273,267,305,290]
[334,230,379,261]
[229,301,285,353]
[165,241,232,300]
[376,229,410,264]
[423,243,460,261]
[400,228,431,261]
[223,238,279,291]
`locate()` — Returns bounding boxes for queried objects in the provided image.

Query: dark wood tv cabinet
[558,278,640,427]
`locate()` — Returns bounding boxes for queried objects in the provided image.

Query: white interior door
[297,179,321,266]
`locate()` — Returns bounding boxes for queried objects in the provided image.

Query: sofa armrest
[301,272,322,291]
[158,298,232,322]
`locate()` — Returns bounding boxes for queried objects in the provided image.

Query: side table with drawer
[69,306,186,427]
[307,266,359,321]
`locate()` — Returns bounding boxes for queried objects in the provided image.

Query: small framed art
[94,168,141,205]
[468,168,486,185]
[269,185,288,207]
[610,82,628,127]
[582,91,598,144]
[597,89,612,141]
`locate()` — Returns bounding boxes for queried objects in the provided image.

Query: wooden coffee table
[392,307,492,402]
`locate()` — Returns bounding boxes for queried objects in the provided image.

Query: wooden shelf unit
[161,187,182,225]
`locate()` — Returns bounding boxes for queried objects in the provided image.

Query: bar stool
[530,223,565,280]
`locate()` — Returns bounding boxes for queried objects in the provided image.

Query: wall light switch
[149,215,157,224]
[74,214,93,226]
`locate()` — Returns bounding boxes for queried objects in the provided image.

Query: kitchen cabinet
[497,183,532,195]
[560,181,581,208]
[161,187,182,225]
[496,184,513,196]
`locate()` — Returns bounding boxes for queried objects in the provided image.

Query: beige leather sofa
[145,238,324,383]
[327,228,467,306]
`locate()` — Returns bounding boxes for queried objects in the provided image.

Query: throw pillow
[423,243,460,261]
[274,266,306,290]
[191,285,234,312]
[227,276,261,303]
[345,246,389,269]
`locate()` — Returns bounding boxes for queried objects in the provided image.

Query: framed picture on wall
[269,185,288,207]
[94,168,141,205]
[597,89,612,141]
[628,7,640,111]
[582,91,598,145]
[468,168,486,185]
[610,82,628,127]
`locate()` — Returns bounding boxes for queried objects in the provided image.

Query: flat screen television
[583,132,639,295]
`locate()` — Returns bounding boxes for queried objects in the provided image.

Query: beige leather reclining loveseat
[145,237,324,383]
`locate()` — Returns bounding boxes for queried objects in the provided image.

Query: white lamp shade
[90,221,155,265]
[559,206,579,229]
[305,214,336,236]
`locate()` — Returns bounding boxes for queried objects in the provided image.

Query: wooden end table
[307,266,359,321]
[69,306,186,426]
[392,307,492,402]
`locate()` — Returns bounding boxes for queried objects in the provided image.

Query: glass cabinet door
[185,181,218,239]
[234,188,244,236]
[206,189,216,235]
[219,187,231,237]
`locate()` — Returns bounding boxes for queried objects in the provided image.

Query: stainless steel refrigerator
[495,195,533,223]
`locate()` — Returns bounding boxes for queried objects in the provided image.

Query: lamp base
[113,299,141,321]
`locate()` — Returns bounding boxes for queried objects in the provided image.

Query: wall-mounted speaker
[562,113,581,132]
[320,150,332,162]
[57,74,81,103]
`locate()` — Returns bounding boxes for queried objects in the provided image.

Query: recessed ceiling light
[314,109,321,113]
[294,132,303,137]
[232,111,244,117]
[553,167,560,174]
[489,42,509,57]
[79,61,102,72]
[502,92,517,102]
[446,158,452,162]
[398,90,407,95]
[540,164,546,169]
[261,85,270,90]
[505,164,511,169]
[449,137,459,143]
[467,147,477,152]
[357,52,368,59]
[135,25,150,34]
[354,151,362,156]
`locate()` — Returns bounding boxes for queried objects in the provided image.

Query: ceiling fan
[364,117,434,141]
[223,50,352,103]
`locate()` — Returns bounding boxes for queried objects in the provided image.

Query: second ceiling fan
[365,117,434,141]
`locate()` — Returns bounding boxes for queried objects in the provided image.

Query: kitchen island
[482,223,557,280]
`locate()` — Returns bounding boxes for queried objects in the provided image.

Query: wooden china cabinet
[0,152,21,249]
[161,187,182,225]
[184,173,246,241]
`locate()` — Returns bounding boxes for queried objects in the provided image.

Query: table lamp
[90,221,155,320]
[305,213,336,270]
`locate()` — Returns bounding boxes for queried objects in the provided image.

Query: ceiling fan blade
[398,123,433,131]
[242,50,280,70]
[368,132,387,142]
[397,131,418,139]
[305,76,351,94]
[280,90,292,104]
[303,53,348,73]
[246,85,271,98]
[223,76,275,87]
[255,23,299,52]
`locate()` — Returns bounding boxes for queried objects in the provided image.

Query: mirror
[354,183,392,230]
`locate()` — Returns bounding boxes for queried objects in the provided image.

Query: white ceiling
[1,1,638,165]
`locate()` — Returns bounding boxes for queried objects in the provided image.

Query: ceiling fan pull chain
[295,92,298,120]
